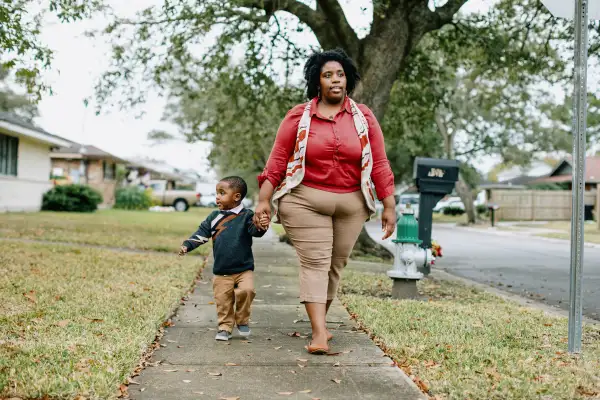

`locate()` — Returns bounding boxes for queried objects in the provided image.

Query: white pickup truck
[148,180,200,212]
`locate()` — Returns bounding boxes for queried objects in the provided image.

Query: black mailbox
[413,157,460,274]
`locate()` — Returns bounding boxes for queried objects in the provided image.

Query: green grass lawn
[432,213,468,224]
[0,208,215,254]
[340,271,600,400]
[0,241,204,399]
[506,221,600,244]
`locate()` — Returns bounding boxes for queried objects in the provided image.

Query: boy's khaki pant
[212,270,255,332]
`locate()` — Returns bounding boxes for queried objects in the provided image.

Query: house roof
[51,143,128,163]
[532,156,600,184]
[0,111,72,147]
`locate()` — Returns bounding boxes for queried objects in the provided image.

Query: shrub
[42,184,103,212]
[114,186,153,210]
[476,204,488,215]
[443,206,465,216]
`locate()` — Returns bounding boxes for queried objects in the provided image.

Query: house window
[103,161,116,180]
[0,133,19,176]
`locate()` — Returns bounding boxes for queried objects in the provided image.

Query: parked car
[396,194,420,219]
[433,196,464,213]
[198,191,253,208]
[148,180,200,212]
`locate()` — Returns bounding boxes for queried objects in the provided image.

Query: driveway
[365,221,600,319]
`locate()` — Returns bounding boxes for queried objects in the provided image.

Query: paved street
[365,221,600,319]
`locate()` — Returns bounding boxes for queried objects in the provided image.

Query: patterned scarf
[270,97,377,222]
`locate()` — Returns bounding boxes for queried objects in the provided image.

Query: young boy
[179,176,268,341]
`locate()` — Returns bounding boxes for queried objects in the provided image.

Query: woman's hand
[380,195,397,240]
[381,206,396,240]
[253,200,272,230]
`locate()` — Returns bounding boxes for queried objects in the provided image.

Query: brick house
[50,144,127,206]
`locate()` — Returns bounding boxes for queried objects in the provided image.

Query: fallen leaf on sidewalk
[274,346,283,350]
[262,284,272,288]
[163,369,178,372]
[166,339,177,343]
[413,376,429,392]
[297,364,305,369]
[140,388,146,392]
[293,319,300,323]
[208,372,222,376]
[276,293,284,295]
[299,389,312,393]
[331,379,341,384]
[219,397,240,400]
[208,301,215,305]
[287,332,301,337]
[290,370,297,374]
[225,363,238,366]
[128,379,141,385]
[241,340,252,344]
[193,391,204,395]
[182,380,191,383]
[333,362,341,367]
[327,352,341,356]
[186,369,196,372]
[277,392,294,395]
[296,358,308,362]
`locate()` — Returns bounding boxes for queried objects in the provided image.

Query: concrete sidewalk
[132,231,426,400]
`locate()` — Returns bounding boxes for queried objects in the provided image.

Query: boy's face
[216,181,241,211]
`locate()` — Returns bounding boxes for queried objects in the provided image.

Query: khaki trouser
[278,185,369,304]
[212,270,255,332]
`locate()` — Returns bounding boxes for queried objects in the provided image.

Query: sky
[33,0,502,180]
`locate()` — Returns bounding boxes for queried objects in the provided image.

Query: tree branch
[316,0,359,56]
[238,0,338,50]
[428,0,469,30]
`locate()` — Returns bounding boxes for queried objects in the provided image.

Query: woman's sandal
[306,342,329,355]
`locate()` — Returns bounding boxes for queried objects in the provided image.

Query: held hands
[381,206,396,240]
[253,200,272,231]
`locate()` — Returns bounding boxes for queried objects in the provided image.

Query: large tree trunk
[455,175,476,224]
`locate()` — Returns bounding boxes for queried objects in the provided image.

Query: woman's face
[319,61,346,104]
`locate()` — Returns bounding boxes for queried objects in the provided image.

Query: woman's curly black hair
[303,48,361,99]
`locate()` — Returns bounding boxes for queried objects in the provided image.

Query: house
[50,144,128,206]
[531,156,600,191]
[0,112,71,212]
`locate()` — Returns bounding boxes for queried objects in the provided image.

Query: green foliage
[476,204,488,215]
[0,1,104,99]
[0,68,38,121]
[42,185,103,213]
[114,187,153,210]
[527,182,570,191]
[443,206,465,216]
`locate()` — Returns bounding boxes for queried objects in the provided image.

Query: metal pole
[568,0,588,354]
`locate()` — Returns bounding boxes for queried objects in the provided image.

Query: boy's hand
[178,246,188,257]
[258,214,270,231]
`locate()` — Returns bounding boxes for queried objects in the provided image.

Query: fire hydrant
[387,205,434,299]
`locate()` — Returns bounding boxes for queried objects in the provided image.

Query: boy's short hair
[220,176,248,200]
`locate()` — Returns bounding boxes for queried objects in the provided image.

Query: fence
[488,189,596,221]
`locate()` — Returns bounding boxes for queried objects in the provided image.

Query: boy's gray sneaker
[237,325,251,337]
[215,330,232,341]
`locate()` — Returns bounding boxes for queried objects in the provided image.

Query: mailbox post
[413,158,459,274]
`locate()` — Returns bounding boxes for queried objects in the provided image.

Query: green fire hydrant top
[393,208,422,244]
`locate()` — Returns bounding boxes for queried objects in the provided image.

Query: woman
[254,48,396,354]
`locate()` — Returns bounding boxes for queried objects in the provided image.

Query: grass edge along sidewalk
[0,241,207,400]
[340,270,600,400]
